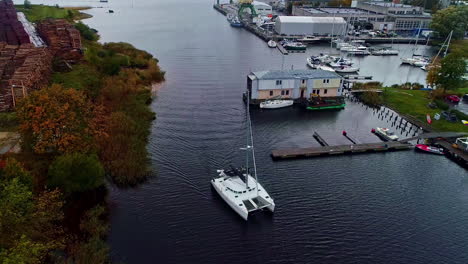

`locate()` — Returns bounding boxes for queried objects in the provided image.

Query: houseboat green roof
[251,69,342,80]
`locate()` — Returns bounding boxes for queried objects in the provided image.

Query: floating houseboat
[246,69,345,110]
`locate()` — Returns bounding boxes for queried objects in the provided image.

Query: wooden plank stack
[37,19,83,62]
[0,0,55,111]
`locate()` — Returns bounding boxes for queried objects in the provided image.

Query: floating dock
[271,141,412,160]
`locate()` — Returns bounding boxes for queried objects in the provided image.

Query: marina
[73,0,468,263]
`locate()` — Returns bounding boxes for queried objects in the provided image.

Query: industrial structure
[292,1,431,32]
[275,16,347,36]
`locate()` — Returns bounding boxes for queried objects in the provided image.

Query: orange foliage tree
[17,84,96,154]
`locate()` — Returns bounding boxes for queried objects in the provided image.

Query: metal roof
[277,16,347,24]
[251,69,342,80]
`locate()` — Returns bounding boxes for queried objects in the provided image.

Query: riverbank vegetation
[382,87,468,132]
[0,5,164,264]
[16,3,92,22]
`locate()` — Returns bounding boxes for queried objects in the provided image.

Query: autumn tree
[435,53,467,92]
[17,84,95,154]
[426,59,441,89]
[431,6,468,39]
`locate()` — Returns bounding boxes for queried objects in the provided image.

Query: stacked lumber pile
[37,19,82,62]
[0,44,52,111]
[0,0,30,45]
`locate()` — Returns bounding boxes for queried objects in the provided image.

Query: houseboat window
[317,89,320,95]
[301,79,306,84]
[276,80,282,85]
[322,79,326,84]
[269,91,273,96]
[286,90,289,95]
[324,89,328,94]
[326,79,330,83]
[281,90,285,95]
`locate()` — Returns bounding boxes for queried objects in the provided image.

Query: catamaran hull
[211,180,249,220]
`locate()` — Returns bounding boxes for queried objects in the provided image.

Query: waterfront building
[292,7,388,29]
[275,16,347,36]
[247,69,343,103]
[292,1,431,32]
[357,1,431,31]
[253,1,273,16]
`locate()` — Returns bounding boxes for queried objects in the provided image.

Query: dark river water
[23,0,468,263]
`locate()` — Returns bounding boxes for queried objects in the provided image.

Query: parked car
[445,95,461,103]
[441,111,458,122]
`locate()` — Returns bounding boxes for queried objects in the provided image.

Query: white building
[247,69,343,101]
[253,1,273,16]
[275,16,347,36]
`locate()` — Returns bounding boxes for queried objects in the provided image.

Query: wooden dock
[435,140,468,168]
[271,141,412,160]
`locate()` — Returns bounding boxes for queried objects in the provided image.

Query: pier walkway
[271,141,412,160]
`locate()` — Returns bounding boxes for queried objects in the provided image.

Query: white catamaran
[211,91,275,220]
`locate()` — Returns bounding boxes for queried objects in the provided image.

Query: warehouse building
[357,1,431,31]
[275,16,347,36]
[291,1,431,32]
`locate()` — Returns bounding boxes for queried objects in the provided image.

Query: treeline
[0,20,164,263]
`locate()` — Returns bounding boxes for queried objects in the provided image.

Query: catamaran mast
[245,91,250,189]
[247,101,259,196]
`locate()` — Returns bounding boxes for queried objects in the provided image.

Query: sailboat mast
[247,106,259,196]
[330,11,336,53]
[443,30,453,57]
[245,91,250,189]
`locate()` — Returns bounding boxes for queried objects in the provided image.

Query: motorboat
[328,57,353,68]
[373,127,399,141]
[212,91,275,221]
[372,48,399,56]
[415,144,445,155]
[347,46,370,56]
[282,41,306,51]
[227,15,243,27]
[335,65,359,73]
[401,57,428,66]
[297,36,320,43]
[306,58,335,72]
[267,40,277,48]
[463,94,468,101]
[260,99,293,109]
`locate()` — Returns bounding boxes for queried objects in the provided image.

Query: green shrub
[434,99,449,110]
[450,109,468,121]
[74,22,99,41]
[0,112,18,129]
[48,153,104,195]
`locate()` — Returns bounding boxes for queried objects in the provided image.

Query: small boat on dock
[297,36,320,44]
[372,127,399,141]
[281,40,306,51]
[415,144,445,155]
[335,65,359,73]
[267,40,277,48]
[260,99,293,109]
[227,14,243,27]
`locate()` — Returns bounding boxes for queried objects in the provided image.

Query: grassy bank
[383,88,468,132]
[15,4,92,22]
